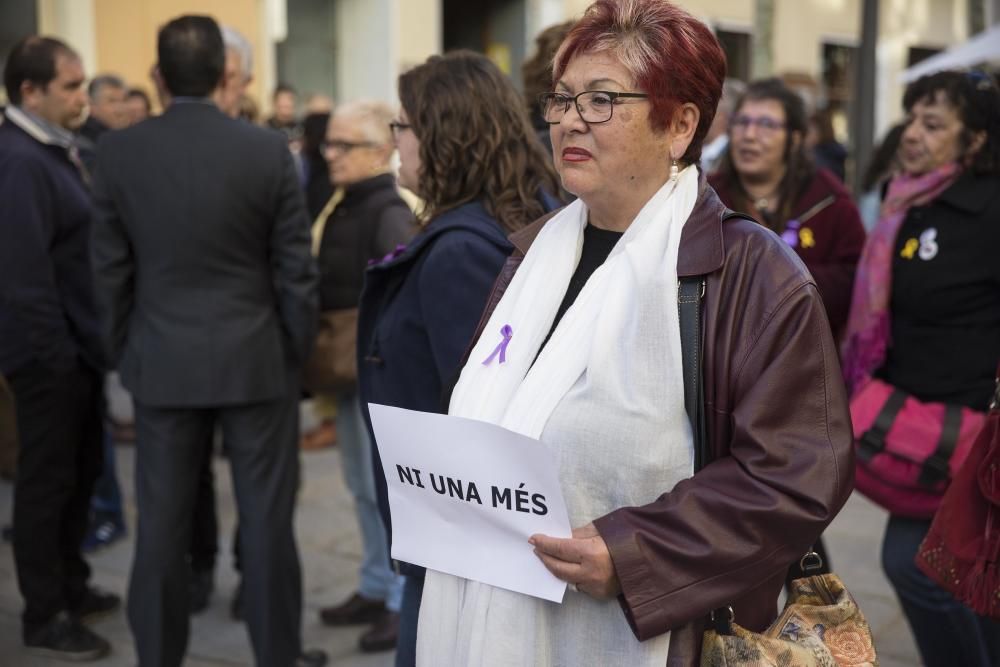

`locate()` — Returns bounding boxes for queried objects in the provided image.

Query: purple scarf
[841,162,961,394]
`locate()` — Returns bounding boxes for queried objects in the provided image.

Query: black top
[879,173,1000,410]
[538,223,623,354]
[316,173,415,311]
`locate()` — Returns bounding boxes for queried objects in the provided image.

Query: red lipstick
[562,147,592,162]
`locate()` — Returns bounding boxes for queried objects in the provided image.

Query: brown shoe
[319,592,385,626]
[300,420,337,451]
[359,611,399,653]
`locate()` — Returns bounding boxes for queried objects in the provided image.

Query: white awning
[901,24,1000,83]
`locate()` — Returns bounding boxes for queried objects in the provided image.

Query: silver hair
[221,25,253,81]
[333,99,395,146]
[88,74,126,100]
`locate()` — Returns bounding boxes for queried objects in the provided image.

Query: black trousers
[10,361,103,635]
[127,392,302,667]
[189,438,219,574]
[188,438,243,575]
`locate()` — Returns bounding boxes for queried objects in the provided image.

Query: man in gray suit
[90,15,322,667]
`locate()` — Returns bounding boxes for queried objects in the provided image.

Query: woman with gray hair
[312,99,415,653]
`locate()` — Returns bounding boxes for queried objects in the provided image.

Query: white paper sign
[368,403,572,603]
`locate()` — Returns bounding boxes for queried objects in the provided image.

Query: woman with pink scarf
[842,70,1000,666]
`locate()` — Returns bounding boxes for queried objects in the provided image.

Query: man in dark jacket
[76,74,131,555]
[0,35,118,661]
[76,73,128,173]
[90,15,323,667]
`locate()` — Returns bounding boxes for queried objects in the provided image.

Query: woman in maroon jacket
[414,2,853,665]
[709,78,866,341]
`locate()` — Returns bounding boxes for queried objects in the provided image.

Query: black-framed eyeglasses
[729,114,787,134]
[389,121,411,139]
[322,139,376,153]
[538,90,649,124]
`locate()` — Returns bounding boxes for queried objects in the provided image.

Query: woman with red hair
[416,0,853,664]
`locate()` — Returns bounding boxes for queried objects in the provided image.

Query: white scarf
[416,165,701,666]
[449,164,698,437]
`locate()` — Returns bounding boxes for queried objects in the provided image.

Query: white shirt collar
[4,105,76,150]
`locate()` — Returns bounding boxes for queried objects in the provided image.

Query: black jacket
[77,115,109,175]
[880,172,1000,410]
[316,173,414,311]
[91,101,318,406]
[0,112,104,375]
[358,196,559,576]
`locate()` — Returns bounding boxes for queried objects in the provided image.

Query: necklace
[751,189,780,213]
[740,181,779,213]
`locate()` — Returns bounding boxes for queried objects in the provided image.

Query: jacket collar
[343,173,397,202]
[163,98,223,118]
[368,200,506,271]
[933,172,997,214]
[511,171,728,277]
[4,105,75,149]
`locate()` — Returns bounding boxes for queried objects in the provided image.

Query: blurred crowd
[1,1,999,666]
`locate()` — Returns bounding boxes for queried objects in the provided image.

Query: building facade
[3,0,990,144]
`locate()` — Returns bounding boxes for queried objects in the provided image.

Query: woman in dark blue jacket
[356,51,560,665]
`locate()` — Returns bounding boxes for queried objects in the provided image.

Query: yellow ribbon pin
[799,228,816,249]
[900,238,919,259]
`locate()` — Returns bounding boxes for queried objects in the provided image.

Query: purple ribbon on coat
[368,244,408,266]
[780,219,801,247]
[482,324,513,365]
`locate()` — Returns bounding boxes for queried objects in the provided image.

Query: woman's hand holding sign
[530,523,622,599]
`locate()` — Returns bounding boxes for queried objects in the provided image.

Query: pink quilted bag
[851,377,986,518]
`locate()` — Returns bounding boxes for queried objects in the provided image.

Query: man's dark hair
[127,87,152,109]
[273,83,296,99]
[3,36,77,106]
[88,73,126,100]
[157,15,225,98]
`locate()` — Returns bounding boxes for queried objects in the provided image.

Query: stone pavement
[0,443,921,666]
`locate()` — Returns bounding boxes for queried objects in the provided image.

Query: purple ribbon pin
[482,324,513,365]
[780,219,801,248]
[367,244,408,266]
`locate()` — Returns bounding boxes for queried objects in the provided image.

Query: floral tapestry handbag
[678,271,877,667]
[700,554,878,667]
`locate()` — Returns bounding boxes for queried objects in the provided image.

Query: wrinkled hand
[530,523,621,599]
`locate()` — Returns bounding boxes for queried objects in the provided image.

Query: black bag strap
[680,208,828,635]
[678,276,707,470]
[858,387,964,488]
[917,403,962,487]
[857,388,908,462]
[680,208,752,470]
[679,273,732,632]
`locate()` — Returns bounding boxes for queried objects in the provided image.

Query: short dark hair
[88,73,125,100]
[273,83,296,99]
[126,87,151,108]
[157,15,225,98]
[522,20,575,122]
[3,35,77,106]
[903,70,1000,176]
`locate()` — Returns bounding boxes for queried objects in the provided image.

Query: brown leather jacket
[469,175,855,665]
